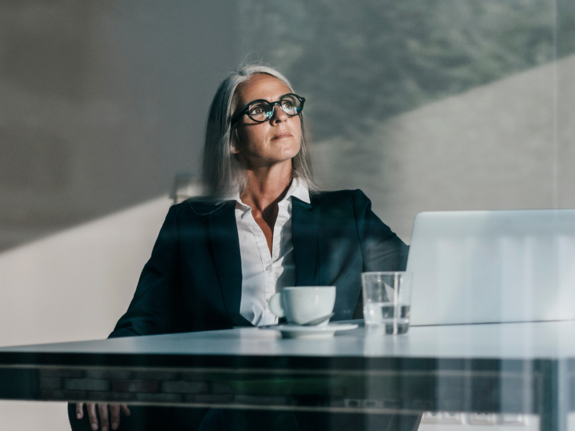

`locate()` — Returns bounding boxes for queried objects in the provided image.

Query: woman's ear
[231,129,241,154]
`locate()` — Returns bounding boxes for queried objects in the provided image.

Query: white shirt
[231,177,310,326]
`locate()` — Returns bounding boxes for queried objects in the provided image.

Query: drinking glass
[362,271,413,334]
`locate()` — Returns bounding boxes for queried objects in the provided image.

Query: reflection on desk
[1,321,574,430]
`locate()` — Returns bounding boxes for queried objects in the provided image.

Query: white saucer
[263,323,358,339]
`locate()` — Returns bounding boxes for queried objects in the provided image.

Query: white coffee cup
[269,286,336,326]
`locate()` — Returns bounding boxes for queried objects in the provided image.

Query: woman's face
[232,74,302,170]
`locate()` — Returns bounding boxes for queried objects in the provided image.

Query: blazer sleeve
[351,190,409,319]
[109,205,179,338]
[352,189,409,273]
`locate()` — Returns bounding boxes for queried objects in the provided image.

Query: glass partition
[1,1,574,430]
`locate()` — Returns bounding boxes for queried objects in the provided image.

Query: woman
[70,64,410,431]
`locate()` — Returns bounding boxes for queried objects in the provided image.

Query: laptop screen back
[407,209,575,326]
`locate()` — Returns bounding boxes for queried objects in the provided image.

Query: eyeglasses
[231,93,305,126]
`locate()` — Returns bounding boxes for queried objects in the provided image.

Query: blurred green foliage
[240,0,575,140]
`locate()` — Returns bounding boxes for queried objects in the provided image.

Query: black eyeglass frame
[231,93,306,126]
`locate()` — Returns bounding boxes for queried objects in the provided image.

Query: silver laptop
[408,209,575,326]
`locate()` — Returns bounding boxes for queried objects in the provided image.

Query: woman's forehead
[236,74,291,105]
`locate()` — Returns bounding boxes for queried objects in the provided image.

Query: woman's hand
[76,402,131,431]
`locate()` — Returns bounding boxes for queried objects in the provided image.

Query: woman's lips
[272,132,292,140]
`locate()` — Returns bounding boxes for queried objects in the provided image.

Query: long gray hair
[202,63,315,198]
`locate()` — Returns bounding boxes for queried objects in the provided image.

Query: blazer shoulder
[171,196,234,219]
[310,189,369,207]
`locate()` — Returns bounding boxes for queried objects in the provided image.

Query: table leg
[539,361,569,431]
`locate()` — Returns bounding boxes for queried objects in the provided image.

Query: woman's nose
[270,105,288,123]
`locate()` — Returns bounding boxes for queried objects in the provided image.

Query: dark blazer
[110,189,408,338]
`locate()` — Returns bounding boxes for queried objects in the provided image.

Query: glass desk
[1,321,574,430]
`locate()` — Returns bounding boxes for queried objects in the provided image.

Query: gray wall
[0,0,239,251]
[2,0,574,250]
[1,0,575,299]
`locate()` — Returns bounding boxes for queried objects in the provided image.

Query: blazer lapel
[292,197,318,286]
[208,201,251,326]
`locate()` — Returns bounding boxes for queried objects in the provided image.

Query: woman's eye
[281,101,294,109]
[250,106,265,115]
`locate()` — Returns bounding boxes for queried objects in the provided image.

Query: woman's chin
[279,142,301,159]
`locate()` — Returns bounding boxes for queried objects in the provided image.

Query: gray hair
[201,63,315,198]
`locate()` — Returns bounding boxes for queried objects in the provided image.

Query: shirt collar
[285,177,311,204]
[231,177,311,209]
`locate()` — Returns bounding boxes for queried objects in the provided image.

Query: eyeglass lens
[247,94,302,122]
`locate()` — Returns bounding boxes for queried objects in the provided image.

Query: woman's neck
[240,163,293,212]
[240,162,293,254]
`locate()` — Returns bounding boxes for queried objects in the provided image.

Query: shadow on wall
[313,54,575,242]
[0,0,239,253]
